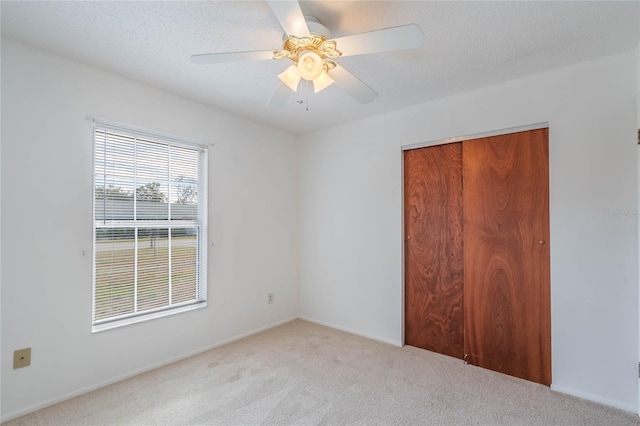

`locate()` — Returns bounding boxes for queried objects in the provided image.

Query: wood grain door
[404,143,464,359]
[462,128,551,385]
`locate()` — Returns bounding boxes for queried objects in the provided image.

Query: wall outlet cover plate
[13,348,31,369]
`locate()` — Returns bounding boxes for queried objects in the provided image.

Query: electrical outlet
[267,293,274,304]
[13,348,31,369]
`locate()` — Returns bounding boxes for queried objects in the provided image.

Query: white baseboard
[550,384,637,414]
[298,316,403,347]
[0,316,297,423]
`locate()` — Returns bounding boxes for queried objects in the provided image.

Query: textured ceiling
[2,1,638,134]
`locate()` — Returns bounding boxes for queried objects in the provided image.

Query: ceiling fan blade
[330,65,378,104]
[267,81,293,108]
[190,50,274,65]
[332,24,424,57]
[266,0,310,37]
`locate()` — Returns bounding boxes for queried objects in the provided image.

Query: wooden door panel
[463,128,551,385]
[404,143,464,359]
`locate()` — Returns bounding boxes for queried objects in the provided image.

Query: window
[92,119,207,332]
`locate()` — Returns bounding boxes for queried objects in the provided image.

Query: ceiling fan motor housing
[280,16,330,40]
[305,16,331,38]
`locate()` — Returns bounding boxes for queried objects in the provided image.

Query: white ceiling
[2,1,638,134]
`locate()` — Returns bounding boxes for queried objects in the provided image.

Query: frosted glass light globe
[298,51,324,81]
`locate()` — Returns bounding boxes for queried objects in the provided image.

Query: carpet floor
[4,319,639,425]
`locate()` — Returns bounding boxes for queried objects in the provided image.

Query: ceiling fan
[190,0,424,107]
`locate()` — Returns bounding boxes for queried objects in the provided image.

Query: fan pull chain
[304,80,311,112]
[296,79,312,111]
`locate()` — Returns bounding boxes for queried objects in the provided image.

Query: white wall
[0,39,299,420]
[299,50,639,412]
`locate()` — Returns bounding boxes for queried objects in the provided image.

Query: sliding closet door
[404,143,464,359]
[463,128,551,385]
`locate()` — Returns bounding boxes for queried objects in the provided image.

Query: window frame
[91,118,208,333]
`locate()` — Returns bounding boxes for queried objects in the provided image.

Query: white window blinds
[92,119,207,331]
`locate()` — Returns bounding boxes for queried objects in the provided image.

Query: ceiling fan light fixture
[312,71,334,93]
[298,51,324,81]
[278,65,301,92]
[191,4,424,106]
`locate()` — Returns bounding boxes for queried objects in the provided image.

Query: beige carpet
[4,319,639,425]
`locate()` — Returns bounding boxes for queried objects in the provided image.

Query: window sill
[91,301,207,333]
